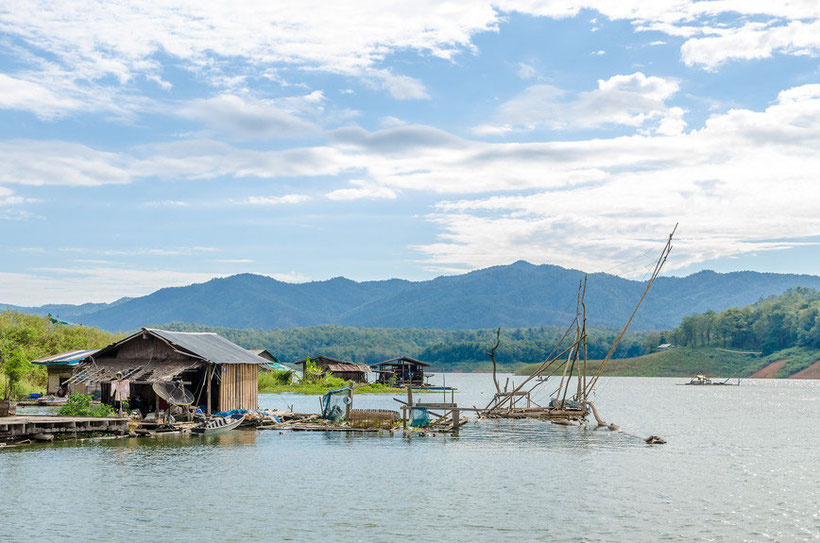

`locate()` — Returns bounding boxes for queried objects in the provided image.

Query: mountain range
[4,261,820,332]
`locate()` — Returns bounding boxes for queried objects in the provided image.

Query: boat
[682,374,740,386]
[192,415,244,434]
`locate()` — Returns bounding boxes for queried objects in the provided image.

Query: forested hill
[5,262,820,332]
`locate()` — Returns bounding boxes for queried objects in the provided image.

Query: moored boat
[192,415,244,434]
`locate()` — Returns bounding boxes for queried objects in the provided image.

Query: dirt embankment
[750,359,788,378]
[788,360,820,379]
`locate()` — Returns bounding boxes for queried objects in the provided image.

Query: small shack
[371,357,431,386]
[294,355,370,383]
[67,328,266,414]
[656,343,675,351]
[32,349,99,395]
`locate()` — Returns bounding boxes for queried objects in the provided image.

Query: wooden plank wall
[217,364,258,411]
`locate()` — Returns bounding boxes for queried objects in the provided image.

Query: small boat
[682,374,740,386]
[192,416,244,434]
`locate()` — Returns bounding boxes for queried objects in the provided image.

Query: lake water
[1,374,818,542]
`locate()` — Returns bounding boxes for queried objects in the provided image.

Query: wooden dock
[0,416,130,439]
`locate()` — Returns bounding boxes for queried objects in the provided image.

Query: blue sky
[0,1,818,305]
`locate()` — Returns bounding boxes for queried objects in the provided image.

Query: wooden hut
[67,328,265,414]
[31,349,98,395]
[371,357,431,386]
[294,355,370,383]
[250,348,278,363]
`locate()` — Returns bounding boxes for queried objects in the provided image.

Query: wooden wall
[217,364,258,411]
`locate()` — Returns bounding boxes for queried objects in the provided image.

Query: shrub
[57,393,116,417]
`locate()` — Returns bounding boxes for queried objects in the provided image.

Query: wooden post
[206,364,213,415]
[345,388,353,420]
[406,384,413,407]
[452,408,460,431]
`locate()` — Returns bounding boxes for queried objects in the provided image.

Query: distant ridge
[4,262,820,332]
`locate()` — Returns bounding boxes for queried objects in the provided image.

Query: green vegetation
[666,287,820,353]
[515,347,758,378]
[516,345,819,379]
[0,311,120,399]
[162,322,649,371]
[57,393,116,417]
[257,369,402,394]
[766,346,819,378]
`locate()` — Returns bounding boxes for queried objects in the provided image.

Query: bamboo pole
[585,224,677,396]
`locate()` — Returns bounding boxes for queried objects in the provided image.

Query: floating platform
[410,386,457,392]
[0,416,130,440]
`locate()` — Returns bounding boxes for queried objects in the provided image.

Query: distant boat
[683,374,740,386]
[192,416,244,434]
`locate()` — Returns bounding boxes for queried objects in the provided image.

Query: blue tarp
[212,409,281,423]
[410,406,431,427]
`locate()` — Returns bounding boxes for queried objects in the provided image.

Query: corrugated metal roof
[145,329,267,365]
[372,357,431,367]
[32,349,99,366]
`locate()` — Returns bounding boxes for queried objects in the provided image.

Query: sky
[0,1,818,306]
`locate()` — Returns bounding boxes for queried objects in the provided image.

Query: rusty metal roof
[325,363,370,373]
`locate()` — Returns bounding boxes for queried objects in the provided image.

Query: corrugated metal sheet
[67,359,203,385]
[32,349,99,366]
[144,329,267,365]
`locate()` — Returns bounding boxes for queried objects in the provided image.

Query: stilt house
[67,328,266,414]
[294,355,370,383]
[371,357,431,386]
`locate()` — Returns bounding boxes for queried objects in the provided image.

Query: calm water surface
[1,374,818,542]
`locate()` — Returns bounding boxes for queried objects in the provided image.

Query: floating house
[294,355,370,383]
[31,349,99,395]
[67,328,266,414]
[371,357,431,386]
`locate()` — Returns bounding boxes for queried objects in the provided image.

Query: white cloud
[178,93,321,138]
[0,186,35,207]
[0,267,225,305]
[0,140,132,186]
[242,194,311,206]
[141,200,190,208]
[415,83,820,274]
[473,72,684,135]
[0,73,83,118]
[0,1,816,119]
[374,71,430,100]
[1,82,818,276]
[326,179,398,201]
[680,20,820,70]
[270,271,309,283]
[516,62,537,79]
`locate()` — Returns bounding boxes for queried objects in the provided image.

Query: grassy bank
[257,369,403,395]
[514,347,820,378]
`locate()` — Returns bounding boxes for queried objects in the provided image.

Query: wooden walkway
[0,416,129,438]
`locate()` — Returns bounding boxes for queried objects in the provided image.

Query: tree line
[658,288,820,353]
[161,322,649,369]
